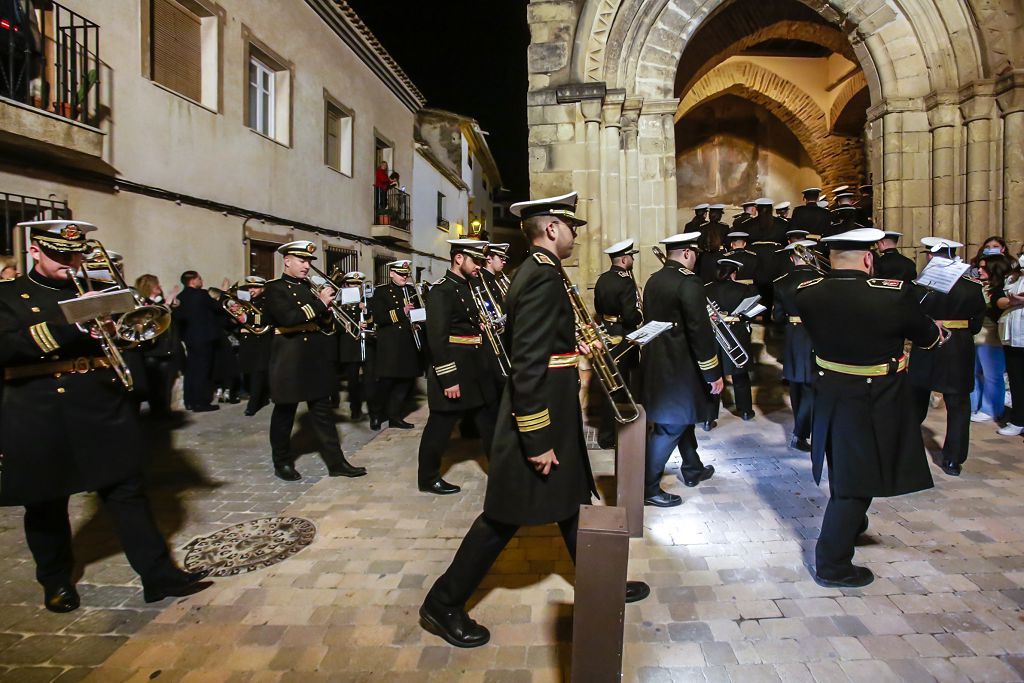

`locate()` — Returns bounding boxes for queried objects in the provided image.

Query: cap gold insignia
[61,225,82,240]
[306,244,315,253]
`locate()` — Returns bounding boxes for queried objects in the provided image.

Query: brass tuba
[470,276,511,377]
[559,267,640,424]
[652,246,750,369]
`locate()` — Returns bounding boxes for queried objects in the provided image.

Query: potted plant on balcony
[57,68,98,121]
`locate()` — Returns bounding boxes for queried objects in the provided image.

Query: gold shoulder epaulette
[722,250,735,257]
[867,278,904,290]
[532,252,556,267]
[744,249,757,256]
[616,270,630,278]
[677,267,695,276]
[797,277,823,289]
[773,274,787,283]
[432,276,447,286]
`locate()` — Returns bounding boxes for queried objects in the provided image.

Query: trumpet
[401,283,424,351]
[560,267,640,424]
[208,286,270,335]
[307,264,362,339]
[652,246,750,369]
[792,242,830,275]
[470,277,511,377]
[81,240,171,345]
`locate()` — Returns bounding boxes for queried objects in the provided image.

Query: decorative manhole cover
[181,516,316,577]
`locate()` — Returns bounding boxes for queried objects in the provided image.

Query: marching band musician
[795,227,947,588]
[908,238,987,476]
[775,201,792,221]
[703,256,757,424]
[722,232,758,286]
[0,220,210,612]
[417,240,501,495]
[369,260,421,431]
[789,188,831,241]
[419,192,649,649]
[593,238,643,449]
[771,240,821,451]
[337,271,369,421]
[480,242,510,306]
[827,188,859,238]
[873,231,917,281]
[696,205,729,282]
[732,200,756,229]
[235,276,272,417]
[262,241,367,482]
[641,232,724,508]
[684,203,710,232]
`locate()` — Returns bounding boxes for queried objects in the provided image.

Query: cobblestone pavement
[3,340,1024,682]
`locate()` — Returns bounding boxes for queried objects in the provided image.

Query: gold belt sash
[736,279,754,285]
[275,322,321,335]
[816,354,908,377]
[548,352,579,368]
[4,356,111,381]
[449,335,482,345]
[788,316,802,324]
[937,320,969,329]
[719,315,741,323]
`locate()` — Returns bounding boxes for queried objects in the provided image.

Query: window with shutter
[249,241,277,280]
[151,0,202,102]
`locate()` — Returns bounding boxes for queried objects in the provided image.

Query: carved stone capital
[996,70,1024,116]
[924,91,960,129]
[959,80,997,122]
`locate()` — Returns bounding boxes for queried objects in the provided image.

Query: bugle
[559,268,640,424]
[470,278,511,377]
[651,245,750,369]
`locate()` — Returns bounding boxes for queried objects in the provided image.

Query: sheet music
[915,257,969,294]
[626,321,673,346]
[409,308,427,323]
[731,294,763,318]
[338,288,361,305]
[59,289,137,324]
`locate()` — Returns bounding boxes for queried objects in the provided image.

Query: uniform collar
[446,269,467,283]
[29,268,73,290]
[830,269,869,279]
[665,258,687,269]
[881,247,899,254]
[610,264,626,273]
[794,264,818,272]
[282,274,305,284]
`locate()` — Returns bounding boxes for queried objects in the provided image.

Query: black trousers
[372,377,414,422]
[427,513,579,608]
[708,371,752,419]
[341,362,364,413]
[912,387,971,465]
[269,397,345,469]
[23,478,178,590]
[183,341,215,408]
[645,422,705,496]
[815,495,872,578]
[245,368,270,414]
[417,404,497,488]
[1004,346,1024,425]
[143,357,175,416]
[790,382,814,440]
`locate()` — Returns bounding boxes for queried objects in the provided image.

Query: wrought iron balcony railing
[376,187,411,231]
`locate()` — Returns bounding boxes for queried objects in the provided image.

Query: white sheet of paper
[915,257,969,294]
[626,320,673,346]
[339,288,361,305]
[409,307,427,323]
[235,289,252,302]
[59,288,137,323]
[731,294,762,317]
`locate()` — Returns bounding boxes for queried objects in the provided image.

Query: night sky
[346,0,531,197]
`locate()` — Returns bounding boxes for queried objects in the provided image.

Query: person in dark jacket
[369,260,422,429]
[796,227,946,588]
[173,270,224,412]
[704,257,757,424]
[789,188,831,240]
[0,220,210,613]
[908,238,987,475]
[134,273,180,417]
[641,232,724,507]
[234,276,273,416]
[873,231,917,281]
[336,271,369,420]
[419,192,649,649]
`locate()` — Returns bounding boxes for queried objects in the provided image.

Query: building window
[373,254,395,286]
[147,0,218,108]
[325,98,353,175]
[1,193,70,259]
[324,246,358,280]
[245,42,291,145]
[436,192,447,229]
[248,240,277,280]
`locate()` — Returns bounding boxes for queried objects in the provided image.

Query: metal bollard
[571,504,629,683]
[615,404,646,538]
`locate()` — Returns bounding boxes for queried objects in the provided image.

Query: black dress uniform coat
[641,260,723,424]
[795,271,942,497]
[237,297,272,372]
[874,249,917,282]
[772,265,820,383]
[908,277,987,394]
[827,206,859,238]
[593,265,642,348]
[789,203,831,239]
[370,282,422,378]
[484,247,595,526]
[478,269,506,309]
[337,304,365,364]
[262,275,337,404]
[0,272,144,506]
[425,271,498,413]
[703,279,757,374]
[722,249,758,285]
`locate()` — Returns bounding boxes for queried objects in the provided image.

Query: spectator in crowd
[0,263,17,280]
[374,160,390,212]
[970,236,1009,277]
[389,171,401,190]
[993,253,1024,436]
[173,270,224,413]
[970,255,1011,423]
[135,274,181,418]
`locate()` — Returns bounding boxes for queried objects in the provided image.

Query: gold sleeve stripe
[698,356,720,371]
[435,363,457,375]
[390,310,398,323]
[515,409,551,432]
[29,323,59,353]
[302,304,316,320]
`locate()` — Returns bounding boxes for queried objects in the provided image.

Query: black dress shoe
[419,597,490,648]
[941,461,962,476]
[191,404,219,413]
[702,420,717,432]
[328,461,367,478]
[644,490,682,507]
[274,464,302,481]
[625,581,650,603]
[813,565,874,589]
[244,409,257,417]
[682,465,715,487]
[390,419,415,429]
[741,411,755,421]
[789,436,811,452]
[143,569,213,603]
[597,435,616,450]
[369,418,382,430]
[420,479,461,495]
[44,584,80,613]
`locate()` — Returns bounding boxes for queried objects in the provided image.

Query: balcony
[0,2,111,172]
[371,187,411,243]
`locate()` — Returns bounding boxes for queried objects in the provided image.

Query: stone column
[622,108,641,269]
[959,82,996,250]
[925,95,960,240]
[582,98,603,288]
[601,92,625,244]
[997,72,1024,246]
[661,113,678,235]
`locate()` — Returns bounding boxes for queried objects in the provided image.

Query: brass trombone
[559,267,640,424]
[792,242,831,275]
[81,240,171,344]
[470,277,511,377]
[208,286,271,335]
[652,246,750,369]
[307,264,362,339]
